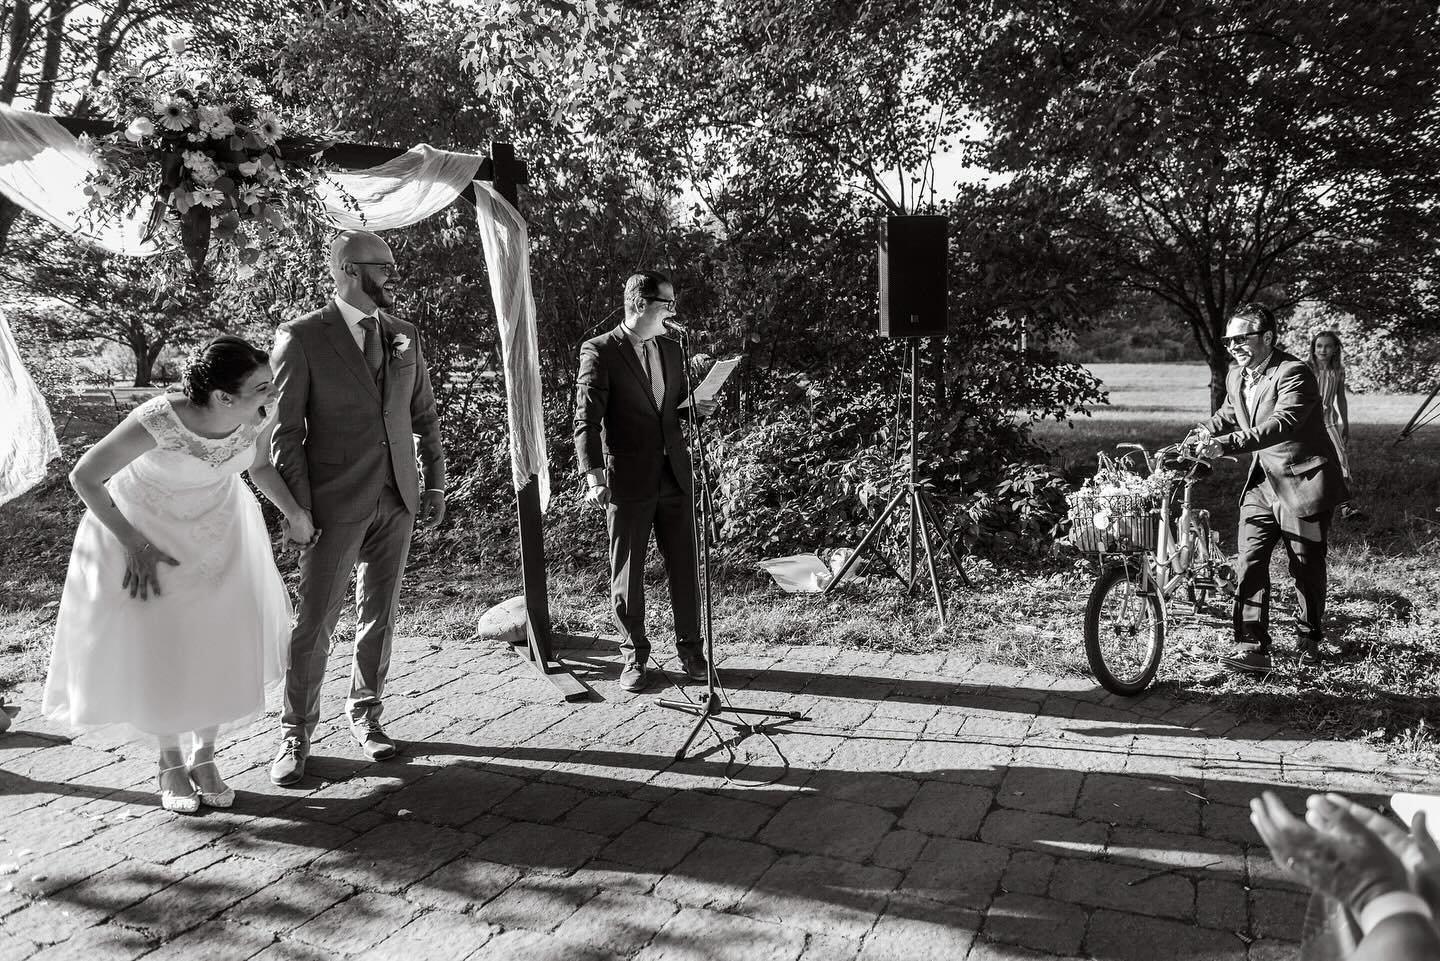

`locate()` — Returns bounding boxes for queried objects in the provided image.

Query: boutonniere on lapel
[388,333,411,360]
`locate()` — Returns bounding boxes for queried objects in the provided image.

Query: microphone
[662,318,689,338]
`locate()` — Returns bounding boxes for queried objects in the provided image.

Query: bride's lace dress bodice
[107,394,272,581]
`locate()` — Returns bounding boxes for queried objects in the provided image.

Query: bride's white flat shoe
[158,763,200,814]
[187,758,235,808]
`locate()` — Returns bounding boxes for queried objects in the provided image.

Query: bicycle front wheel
[1083,562,1165,695]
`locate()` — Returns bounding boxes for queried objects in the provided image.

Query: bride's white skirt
[42,476,291,739]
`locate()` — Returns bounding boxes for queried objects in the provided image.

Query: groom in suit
[574,271,716,693]
[1191,304,1349,676]
[268,229,446,785]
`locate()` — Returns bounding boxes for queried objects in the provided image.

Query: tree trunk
[1,0,33,103]
[130,332,154,386]
[32,0,68,113]
[1207,348,1229,414]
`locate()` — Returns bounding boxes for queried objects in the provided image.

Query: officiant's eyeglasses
[350,260,399,277]
[645,297,676,306]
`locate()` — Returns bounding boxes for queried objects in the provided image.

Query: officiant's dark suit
[1193,305,1349,675]
[574,271,705,693]
[268,230,445,785]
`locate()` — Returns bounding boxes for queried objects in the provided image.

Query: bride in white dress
[42,335,315,812]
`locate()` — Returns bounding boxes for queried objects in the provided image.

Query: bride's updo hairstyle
[181,335,270,406]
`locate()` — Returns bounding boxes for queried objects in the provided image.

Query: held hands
[1251,791,1413,917]
[585,483,611,508]
[692,397,720,419]
[283,509,319,551]
[417,489,447,530]
[122,543,180,600]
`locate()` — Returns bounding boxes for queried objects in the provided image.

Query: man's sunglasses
[1223,332,1262,347]
[350,260,400,277]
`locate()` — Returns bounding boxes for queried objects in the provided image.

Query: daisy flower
[154,97,193,132]
[252,111,282,145]
[193,187,225,208]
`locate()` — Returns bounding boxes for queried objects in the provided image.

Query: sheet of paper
[757,553,833,593]
[679,356,743,408]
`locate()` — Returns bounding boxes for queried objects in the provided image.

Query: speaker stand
[823,338,970,623]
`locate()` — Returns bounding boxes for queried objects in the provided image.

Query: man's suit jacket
[1199,348,1349,518]
[574,326,692,502]
[271,300,445,528]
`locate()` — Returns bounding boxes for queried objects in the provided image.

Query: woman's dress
[1313,366,1351,480]
[42,393,291,737]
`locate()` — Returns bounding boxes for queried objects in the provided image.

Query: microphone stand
[657,324,802,761]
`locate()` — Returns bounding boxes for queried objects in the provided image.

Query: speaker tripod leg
[912,485,947,624]
[824,486,912,594]
[921,488,972,588]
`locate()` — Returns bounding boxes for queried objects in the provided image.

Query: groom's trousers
[282,482,414,741]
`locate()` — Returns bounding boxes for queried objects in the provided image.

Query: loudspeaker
[879,215,949,338]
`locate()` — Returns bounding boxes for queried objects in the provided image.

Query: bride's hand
[284,509,317,550]
[122,543,180,601]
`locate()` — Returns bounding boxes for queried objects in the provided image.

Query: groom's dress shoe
[619,663,648,693]
[351,718,398,761]
[270,736,308,787]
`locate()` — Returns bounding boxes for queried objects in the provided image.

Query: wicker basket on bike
[1065,455,1175,554]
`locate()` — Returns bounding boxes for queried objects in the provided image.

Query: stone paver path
[1,638,1435,960]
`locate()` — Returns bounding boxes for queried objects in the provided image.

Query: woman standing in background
[1308,331,1359,519]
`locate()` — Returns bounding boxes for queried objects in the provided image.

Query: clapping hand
[123,543,180,600]
[1251,791,1412,917]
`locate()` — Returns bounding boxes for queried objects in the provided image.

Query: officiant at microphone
[574,271,719,693]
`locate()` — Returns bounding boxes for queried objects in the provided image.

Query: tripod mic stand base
[657,691,803,761]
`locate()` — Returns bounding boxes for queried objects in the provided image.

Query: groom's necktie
[642,339,664,410]
[359,316,383,381]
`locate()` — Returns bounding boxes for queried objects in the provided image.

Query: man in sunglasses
[574,270,717,693]
[1188,304,1349,675]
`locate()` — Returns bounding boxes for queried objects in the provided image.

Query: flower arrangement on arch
[80,35,345,284]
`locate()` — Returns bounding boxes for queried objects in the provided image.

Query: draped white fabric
[0,308,60,507]
[0,108,548,512]
[471,181,549,511]
[0,104,159,255]
[318,145,484,230]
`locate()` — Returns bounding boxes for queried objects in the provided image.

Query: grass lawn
[5,364,1440,764]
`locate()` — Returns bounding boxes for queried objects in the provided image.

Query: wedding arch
[0,103,584,698]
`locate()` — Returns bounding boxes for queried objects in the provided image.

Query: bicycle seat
[1157,451,1213,479]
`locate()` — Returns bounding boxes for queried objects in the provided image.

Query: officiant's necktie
[643,339,664,410]
[359,316,383,381]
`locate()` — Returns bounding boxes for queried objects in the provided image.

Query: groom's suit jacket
[1198,348,1348,518]
[271,299,445,529]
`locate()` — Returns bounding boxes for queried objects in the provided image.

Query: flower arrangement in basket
[1065,456,1180,554]
[79,35,345,285]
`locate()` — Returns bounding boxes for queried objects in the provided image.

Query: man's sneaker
[351,718,398,761]
[1220,646,1274,676]
[619,663,648,693]
[270,736,308,786]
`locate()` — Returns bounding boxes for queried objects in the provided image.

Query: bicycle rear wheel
[1084,562,1165,695]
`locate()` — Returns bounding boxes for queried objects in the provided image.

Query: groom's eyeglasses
[1223,332,1261,347]
[350,260,400,277]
